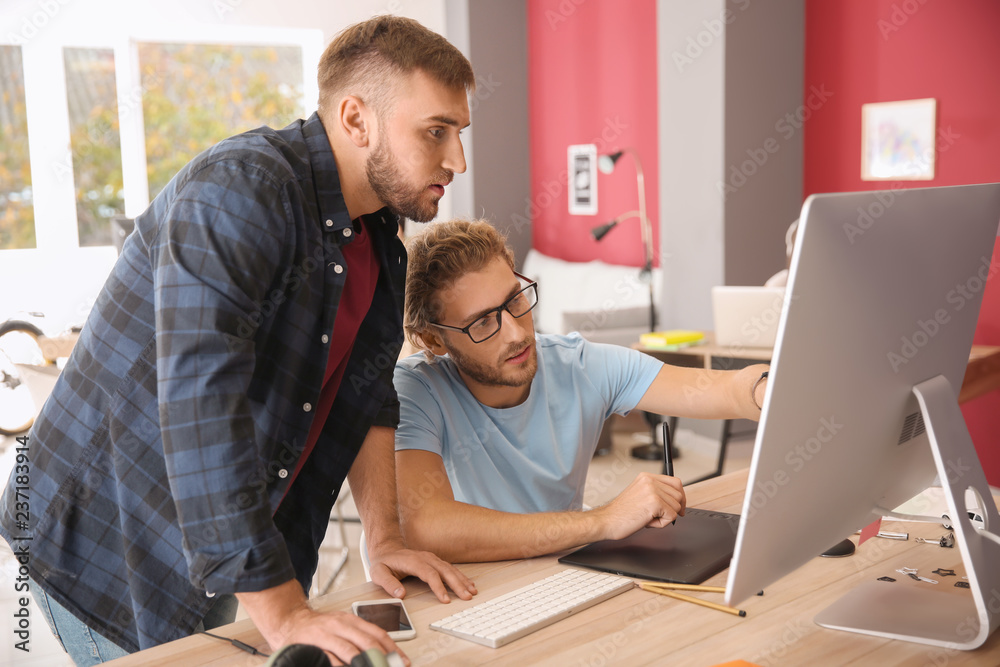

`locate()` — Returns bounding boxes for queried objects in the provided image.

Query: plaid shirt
[0,113,406,652]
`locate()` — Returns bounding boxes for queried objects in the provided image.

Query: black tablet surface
[558,508,740,584]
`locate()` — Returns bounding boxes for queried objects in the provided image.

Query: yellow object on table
[639,329,705,350]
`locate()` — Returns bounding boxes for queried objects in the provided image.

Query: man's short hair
[317,15,475,119]
[404,219,515,351]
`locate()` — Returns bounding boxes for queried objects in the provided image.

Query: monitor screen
[724,183,1000,649]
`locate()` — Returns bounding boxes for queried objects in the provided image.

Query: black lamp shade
[591,219,619,241]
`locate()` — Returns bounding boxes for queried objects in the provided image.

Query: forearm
[637,363,769,422]
[402,499,605,563]
[348,426,405,554]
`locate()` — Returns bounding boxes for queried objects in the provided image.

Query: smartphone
[351,598,416,641]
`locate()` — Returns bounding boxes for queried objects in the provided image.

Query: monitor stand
[814,375,1000,650]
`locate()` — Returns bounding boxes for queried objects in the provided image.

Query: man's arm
[348,426,477,602]
[397,450,685,563]
[634,363,769,421]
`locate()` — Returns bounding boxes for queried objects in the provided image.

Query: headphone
[265,644,404,667]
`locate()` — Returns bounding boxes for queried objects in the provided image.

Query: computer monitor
[724,183,1000,650]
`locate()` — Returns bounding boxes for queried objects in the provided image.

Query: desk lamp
[591,148,665,462]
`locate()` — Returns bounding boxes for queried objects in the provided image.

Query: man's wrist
[235,580,311,648]
[751,371,769,411]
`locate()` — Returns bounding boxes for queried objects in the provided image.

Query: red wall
[527,0,659,267]
[804,0,1000,485]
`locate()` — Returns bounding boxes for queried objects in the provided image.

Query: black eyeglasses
[430,272,539,343]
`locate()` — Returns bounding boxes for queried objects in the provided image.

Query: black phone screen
[355,602,413,632]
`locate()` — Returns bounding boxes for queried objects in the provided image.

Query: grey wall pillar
[459,0,532,268]
[657,0,804,330]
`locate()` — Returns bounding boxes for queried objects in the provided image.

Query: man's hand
[593,472,686,541]
[277,605,405,666]
[237,579,409,666]
[368,541,478,604]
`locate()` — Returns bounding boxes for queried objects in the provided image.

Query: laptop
[711,286,786,348]
[558,508,740,584]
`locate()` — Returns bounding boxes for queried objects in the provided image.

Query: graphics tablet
[558,508,740,584]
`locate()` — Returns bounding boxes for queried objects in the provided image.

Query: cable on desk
[201,630,271,658]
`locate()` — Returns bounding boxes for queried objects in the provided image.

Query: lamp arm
[622,148,653,271]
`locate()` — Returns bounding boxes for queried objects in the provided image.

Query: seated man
[393,219,769,563]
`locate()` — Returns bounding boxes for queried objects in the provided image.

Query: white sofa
[521,249,662,346]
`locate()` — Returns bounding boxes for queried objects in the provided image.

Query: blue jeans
[31,580,238,666]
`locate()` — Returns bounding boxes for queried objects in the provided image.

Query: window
[0,45,35,249]
[137,42,304,199]
[64,47,124,247]
[1,27,318,255]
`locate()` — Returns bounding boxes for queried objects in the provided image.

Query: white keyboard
[429,568,634,648]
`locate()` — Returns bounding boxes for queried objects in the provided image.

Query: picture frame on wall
[861,98,937,181]
[567,144,598,215]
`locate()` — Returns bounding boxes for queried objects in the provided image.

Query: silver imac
[725,183,1000,650]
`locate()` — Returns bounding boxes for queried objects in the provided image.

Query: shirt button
[343,228,352,238]
[321,334,329,344]
[206,591,215,598]
[325,219,334,227]
[332,264,343,274]
[303,402,312,412]
[278,469,289,479]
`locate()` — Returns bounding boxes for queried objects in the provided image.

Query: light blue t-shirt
[394,333,662,514]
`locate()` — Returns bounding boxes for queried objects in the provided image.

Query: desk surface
[109,471,1000,666]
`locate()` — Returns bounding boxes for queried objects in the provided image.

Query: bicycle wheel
[0,321,49,436]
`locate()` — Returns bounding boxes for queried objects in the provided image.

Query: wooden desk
[109,471,1000,666]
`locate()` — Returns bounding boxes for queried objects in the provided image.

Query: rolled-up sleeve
[150,159,296,594]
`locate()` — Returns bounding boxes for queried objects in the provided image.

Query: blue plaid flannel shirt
[0,113,406,652]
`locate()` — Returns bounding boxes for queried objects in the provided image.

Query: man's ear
[337,95,372,148]
[416,329,449,357]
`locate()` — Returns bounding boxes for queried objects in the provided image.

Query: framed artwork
[567,144,598,215]
[861,98,937,181]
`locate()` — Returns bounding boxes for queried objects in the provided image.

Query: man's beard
[446,336,538,389]
[366,134,451,223]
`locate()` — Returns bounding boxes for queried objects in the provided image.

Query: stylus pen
[662,421,674,477]
[662,422,676,525]
[639,583,747,617]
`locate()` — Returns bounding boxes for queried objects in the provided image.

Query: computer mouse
[820,538,856,558]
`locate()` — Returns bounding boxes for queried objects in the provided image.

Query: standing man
[0,15,476,665]
[394,219,769,563]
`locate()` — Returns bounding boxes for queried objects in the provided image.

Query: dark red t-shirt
[283,218,380,496]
